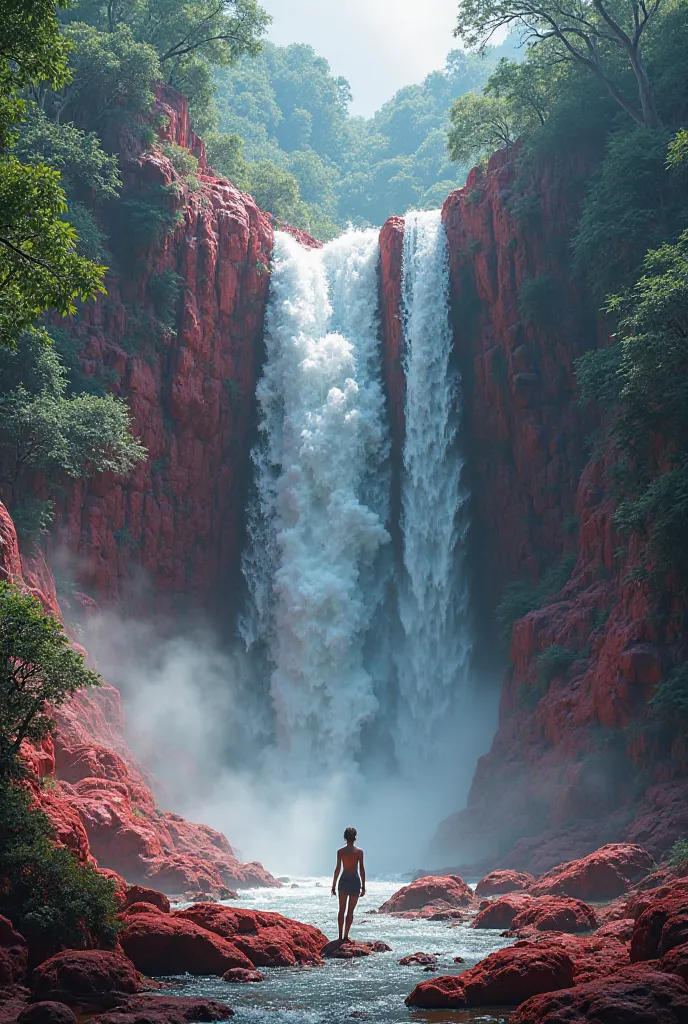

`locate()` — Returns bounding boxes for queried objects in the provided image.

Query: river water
[171,878,512,1024]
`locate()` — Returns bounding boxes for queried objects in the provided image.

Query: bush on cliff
[0,580,101,776]
[0,778,119,952]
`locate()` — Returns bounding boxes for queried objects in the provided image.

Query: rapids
[170,879,512,1024]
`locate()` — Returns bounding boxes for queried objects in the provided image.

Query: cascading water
[394,210,471,767]
[240,212,471,786]
[241,229,392,770]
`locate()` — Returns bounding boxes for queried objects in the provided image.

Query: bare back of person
[331,827,366,942]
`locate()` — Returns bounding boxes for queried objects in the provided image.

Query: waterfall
[240,212,471,782]
[241,229,392,770]
[394,210,471,767]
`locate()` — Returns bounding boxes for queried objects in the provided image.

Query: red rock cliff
[380,147,688,873]
[50,85,272,609]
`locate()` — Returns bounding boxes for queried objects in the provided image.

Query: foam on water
[241,229,392,770]
[395,210,471,768]
[170,879,512,1024]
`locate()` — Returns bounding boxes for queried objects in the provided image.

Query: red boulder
[511,965,688,1023]
[661,942,688,984]
[94,995,234,1023]
[630,887,688,961]
[476,870,535,897]
[122,887,170,914]
[472,894,535,930]
[175,904,326,966]
[398,953,437,966]
[531,844,655,902]
[118,914,253,976]
[31,950,139,1009]
[406,945,574,1008]
[378,875,474,914]
[520,933,630,984]
[17,1003,77,1024]
[510,897,598,935]
[222,968,264,983]
[0,916,28,986]
[405,975,466,1008]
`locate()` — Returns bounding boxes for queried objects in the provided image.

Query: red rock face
[530,845,655,901]
[404,143,688,869]
[511,965,688,1024]
[48,85,272,610]
[0,502,277,896]
[406,946,575,1009]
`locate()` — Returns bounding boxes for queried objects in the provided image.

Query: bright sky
[262,0,462,117]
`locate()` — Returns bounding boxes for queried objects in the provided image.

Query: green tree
[0,332,146,499]
[0,580,101,775]
[0,1,106,348]
[455,0,664,127]
[0,777,119,951]
[448,92,520,165]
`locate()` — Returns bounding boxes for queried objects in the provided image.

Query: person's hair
[344,827,357,842]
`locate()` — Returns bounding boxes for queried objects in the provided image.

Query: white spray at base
[395,210,471,768]
[241,229,392,770]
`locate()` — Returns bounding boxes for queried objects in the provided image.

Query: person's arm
[331,852,342,896]
[359,850,366,897]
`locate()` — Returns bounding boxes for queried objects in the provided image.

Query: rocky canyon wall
[50,85,272,611]
[430,149,687,871]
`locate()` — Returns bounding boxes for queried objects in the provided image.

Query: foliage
[0,580,101,774]
[15,104,120,202]
[147,269,182,330]
[9,497,55,546]
[572,126,682,297]
[0,777,119,948]
[0,332,146,494]
[537,643,576,684]
[162,141,199,178]
[496,551,578,643]
[518,273,557,326]
[65,0,270,122]
[667,838,688,872]
[114,186,184,253]
[650,664,688,723]
[448,93,518,165]
[455,0,665,127]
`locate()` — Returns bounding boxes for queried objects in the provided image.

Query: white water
[395,211,471,768]
[238,214,473,823]
[172,880,512,1024]
[241,229,392,769]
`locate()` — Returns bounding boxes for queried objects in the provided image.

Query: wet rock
[476,870,535,896]
[176,904,326,967]
[511,965,688,1023]
[31,950,140,1009]
[0,916,28,986]
[119,914,254,976]
[0,988,30,1024]
[122,887,170,914]
[95,994,234,1023]
[472,893,536,930]
[661,942,688,983]
[595,919,634,943]
[17,1002,77,1024]
[221,968,264,983]
[378,875,474,914]
[398,953,437,966]
[518,933,630,983]
[509,896,598,935]
[407,945,574,1008]
[630,884,688,961]
[530,845,655,901]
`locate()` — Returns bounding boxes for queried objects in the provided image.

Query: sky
[262,0,462,117]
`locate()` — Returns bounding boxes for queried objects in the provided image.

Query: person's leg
[343,894,359,940]
[338,891,347,941]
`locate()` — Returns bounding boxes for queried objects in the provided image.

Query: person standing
[331,827,366,942]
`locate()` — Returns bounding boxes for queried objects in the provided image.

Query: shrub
[147,270,182,331]
[8,498,54,547]
[496,550,577,643]
[667,838,688,873]
[161,142,199,179]
[518,273,557,327]
[649,664,688,723]
[0,779,119,951]
[537,644,576,684]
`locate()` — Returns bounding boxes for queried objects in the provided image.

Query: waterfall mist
[74,217,499,877]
